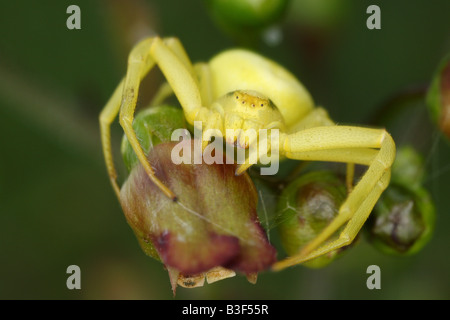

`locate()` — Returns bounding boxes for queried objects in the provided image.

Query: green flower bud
[427,53,450,140]
[392,145,425,190]
[366,183,435,255]
[121,105,186,173]
[205,0,289,29]
[120,140,276,290]
[276,171,350,268]
[204,0,289,45]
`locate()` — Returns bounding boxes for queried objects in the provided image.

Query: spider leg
[234,107,336,175]
[234,119,286,175]
[100,78,125,199]
[346,162,355,193]
[194,62,214,107]
[272,126,395,270]
[100,37,204,201]
[234,127,271,175]
[287,107,361,191]
[200,111,224,149]
[150,38,200,106]
[286,107,334,132]
[146,37,204,123]
[149,81,173,106]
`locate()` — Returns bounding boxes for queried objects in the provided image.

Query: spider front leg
[100,78,126,199]
[272,126,395,270]
[100,37,206,201]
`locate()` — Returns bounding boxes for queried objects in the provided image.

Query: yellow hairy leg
[100,78,126,199]
[272,126,395,270]
[99,37,203,201]
[234,106,336,175]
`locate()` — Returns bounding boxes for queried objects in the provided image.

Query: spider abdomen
[209,49,315,129]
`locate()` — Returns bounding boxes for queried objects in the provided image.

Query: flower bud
[204,0,289,45]
[120,140,276,292]
[121,105,186,173]
[427,54,450,140]
[366,183,435,255]
[392,145,425,190]
[276,171,350,268]
[205,0,289,29]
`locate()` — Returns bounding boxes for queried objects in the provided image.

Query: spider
[99,36,395,271]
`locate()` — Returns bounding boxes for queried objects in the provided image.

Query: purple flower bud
[119,141,276,291]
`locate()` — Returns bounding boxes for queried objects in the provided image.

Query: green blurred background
[0,0,449,299]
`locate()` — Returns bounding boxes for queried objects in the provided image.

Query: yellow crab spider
[99,37,395,270]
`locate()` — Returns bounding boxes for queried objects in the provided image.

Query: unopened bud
[204,0,289,44]
[276,171,350,268]
[427,54,450,140]
[120,141,276,292]
[205,0,289,28]
[121,105,186,173]
[366,183,435,255]
[392,145,425,190]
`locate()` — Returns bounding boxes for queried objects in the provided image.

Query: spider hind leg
[272,126,395,270]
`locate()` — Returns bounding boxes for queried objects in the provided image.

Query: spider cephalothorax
[212,90,285,148]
